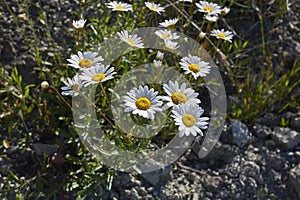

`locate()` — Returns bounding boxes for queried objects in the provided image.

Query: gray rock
[140,165,172,186]
[255,113,281,127]
[252,124,272,138]
[288,164,300,199]
[230,119,252,147]
[197,141,238,162]
[33,143,59,156]
[271,127,300,149]
[290,115,300,131]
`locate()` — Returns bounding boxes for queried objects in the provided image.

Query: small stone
[265,140,276,149]
[192,193,200,200]
[290,115,300,131]
[288,164,300,199]
[17,13,27,21]
[33,143,59,156]
[140,165,172,186]
[252,124,272,138]
[255,113,281,127]
[230,119,252,147]
[271,127,300,149]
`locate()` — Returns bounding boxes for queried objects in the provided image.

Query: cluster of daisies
[59,1,239,137]
[61,50,210,137]
[61,42,210,137]
[123,81,209,137]
[101,1,234,43]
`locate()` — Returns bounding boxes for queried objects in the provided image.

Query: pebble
[288,164,300,199]
[271,127,300,149]
[230,119,252,147]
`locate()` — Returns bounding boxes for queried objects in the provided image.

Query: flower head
[210,29,233,42]
[61,74,82,96]
[106,1,133,12]
[164,40,179,50]
[221,7,230,15]
[159,18,179,28]
[41,81,49,89]
[196,1,221,15]
[145,2,165,15]
[117,30,144,48]
[79,65,116,87]
[198,31,206,39]
[123,85,163,120]
[67,51,104,69]
[171,103,209,137]
[155,29,180,41]
[179,54,211,79]
[205,14,218,22]
[72,19,87,29]
[162,81,200,109]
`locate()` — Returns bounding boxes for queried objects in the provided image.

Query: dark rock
[271,127,300,149]
[230,119,252,147]
[288,164,300,199]
[265,140,276,149]
[290,115,300,131]
[197,141,238,163]
[33,143,59,156]
[252,123,272,138]
[0,41,16,62]
[140,165,172,186]
[255,113,281,127]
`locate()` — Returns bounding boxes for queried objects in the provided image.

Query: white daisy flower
[155,51,164,60]
[72,19,87,29]
[155,29,180,41]
[179,54,211,79]
[106,1,133,12]
[67,51,104,69]
[199,31,206,39]
[221,7,230,15]
[196,1,221,15]
[123,85,163,120]
[153,60,162,68]
[171,103,209,137]
[162,81,200,109]
[117,30,144,48]
[145,2,165,15]
[159,18,179,28]
[79,65,116,87]
[61,74,82,96]
[205,14,218,22]
[165,40,179,50]
[210,29,233,43]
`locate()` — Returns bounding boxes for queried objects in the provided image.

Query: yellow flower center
[71,84,79,91]
[216,33,226,39]
[162,33,170,39]
[171,92,188,105]
[136,97,151,110]
[79,58,93,68]
[204,6,213,13]
[92,73,106,82]
[150,6,159,11]
[182,114,196,127]
[188,63,201,73]
[115,5,125,11]
[125,37,136,46]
